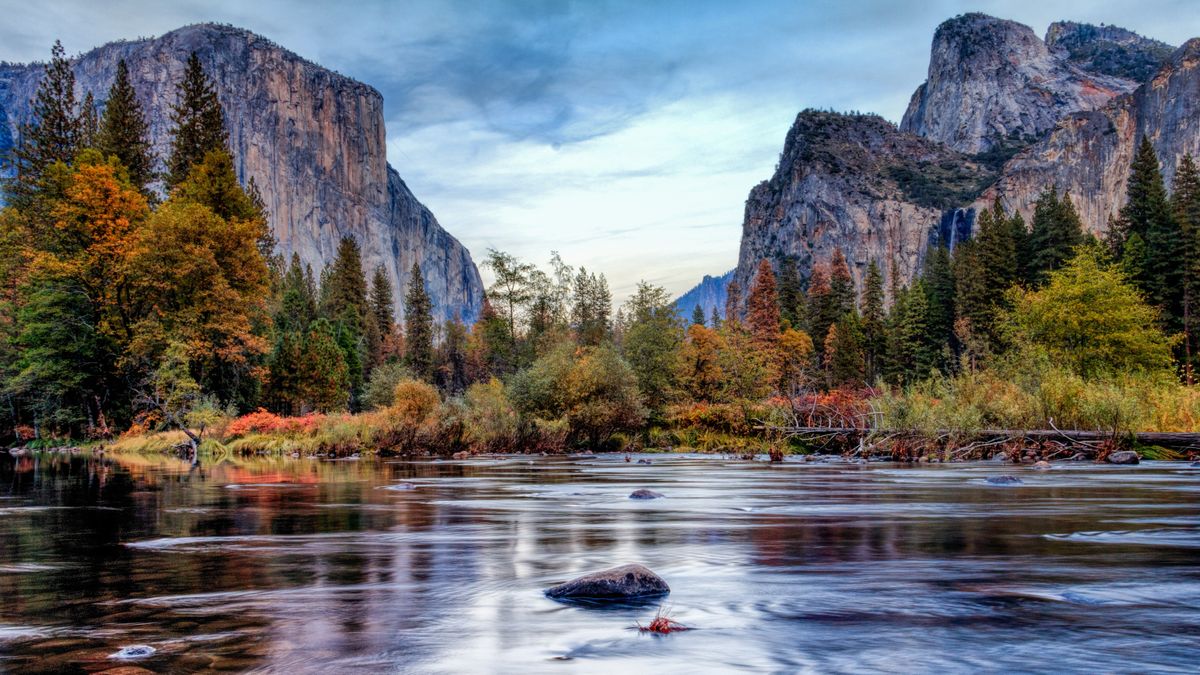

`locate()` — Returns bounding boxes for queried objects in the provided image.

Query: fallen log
[769,427,1200,451]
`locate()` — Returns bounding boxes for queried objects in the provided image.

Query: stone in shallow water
[629,489,664,500]
[545,564,670,602]
[986,475,1023,486]
[1031,461,1052,470]
[1107,451,1140,465]
[108,645,156,660]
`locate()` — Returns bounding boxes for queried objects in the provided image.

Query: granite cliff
[0,24,483,323]
[717,14,1191,315]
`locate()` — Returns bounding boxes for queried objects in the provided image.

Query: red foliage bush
[226,409,327,437]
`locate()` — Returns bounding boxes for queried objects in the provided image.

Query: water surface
[2,451,1199,673]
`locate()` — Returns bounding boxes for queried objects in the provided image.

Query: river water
[1,451,1198,673]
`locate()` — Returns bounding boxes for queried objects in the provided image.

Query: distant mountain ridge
[0,23,483,323]
[673,270,732,322]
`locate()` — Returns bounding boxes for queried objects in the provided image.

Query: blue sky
[1,0,1195,302]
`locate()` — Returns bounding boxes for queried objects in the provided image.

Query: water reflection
[1,452,1199,673]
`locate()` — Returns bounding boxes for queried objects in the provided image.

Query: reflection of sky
[0,0,1193,302]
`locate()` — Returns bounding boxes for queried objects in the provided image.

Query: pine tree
[436,316,470,396]
[806,263,834,360]
[724,279,742,327]
[825,313,865,389]
[1028,187,1084,283]
[893,281,937,384]
[277,252,317,333]
[1116,138,1179,321]
[571,268,611,346]
[9,41,80,206]
[861,260,886,382]
[690,304,706,327]
[1172,154,1200,382]
[829,248,855,318]
[77,93,99,149]
[166,52,228,189]
[746,259,781,347]
[321,237,368,319]
[368,264,395,363]
[404,262,435,381]
[921,245,955,368]
[301,318,350,412]
[777,256,805,328]
[709,306,722,331]
[96,59,154,192]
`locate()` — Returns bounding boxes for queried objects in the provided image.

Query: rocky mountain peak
[0,26,483,323]
[1045,21,1175,82]
[901,13,1138,154]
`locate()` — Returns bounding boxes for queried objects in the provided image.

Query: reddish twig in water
[636,607,691,634]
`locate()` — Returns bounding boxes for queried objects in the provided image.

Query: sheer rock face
[900,13,1139,154]
[0,24,482,323]
[983,39,1200,234]
[672,270,732,321]
[728,15,1192,303]
[732,111,982,304]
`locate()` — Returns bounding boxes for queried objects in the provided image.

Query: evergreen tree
[9,41,80,206]
[368,264,395,364]
[806,263,835,360]
[921,245,956,368]
[1115,138,1179,322]
[724,279,742,326]
[622,282,683,417]
[96,59,154,192]
[1028,187,1084,283]
[571,268,612,346]
[1172,154,1200,381]
[300,318,350,412]
[892,281,938,384]
[861,260,886,382]
[829,248,856,318]
[777,256,805,328]
[277,253,317,333]
[825,313,866,389]
[166,52,227,189]
[404,263,435,381]
[77,93,99,149]
[691,304,706,327]
[321,237,368,319]
[709,306,722,331]
[436,317,469,395]
[746,259,781,347]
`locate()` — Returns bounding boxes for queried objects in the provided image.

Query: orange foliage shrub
[226,409,327,437]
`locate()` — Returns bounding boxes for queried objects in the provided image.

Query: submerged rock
[108,645,156,660]
[1107,451,1140,465]
[545,564,669,602]
[986,475,1024,486]
[636,459,653,465]
[629,489,664,500]
[1031,461,1052,470]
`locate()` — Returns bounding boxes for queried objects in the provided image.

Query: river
[1,451,1198,673]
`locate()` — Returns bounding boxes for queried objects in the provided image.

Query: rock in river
[545,564,670,602]
[1031,461,1052,470]
[1107,451,1140,465]
[629,489,664,500]
[986,475,1024,486]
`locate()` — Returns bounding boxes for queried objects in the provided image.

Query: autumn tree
[680,324,724,401]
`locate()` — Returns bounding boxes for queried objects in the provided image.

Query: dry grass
[636,607,690,634]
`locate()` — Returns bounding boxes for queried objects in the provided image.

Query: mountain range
[713,14,1199,313]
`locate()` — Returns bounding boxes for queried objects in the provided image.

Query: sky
[0,0,1195,303]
